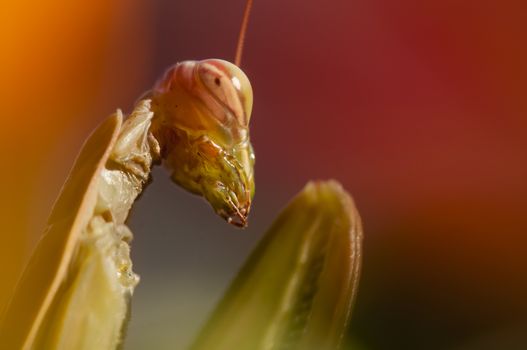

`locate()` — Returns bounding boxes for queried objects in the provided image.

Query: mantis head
[149,59,255,227]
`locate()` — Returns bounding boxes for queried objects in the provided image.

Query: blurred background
[1,0,526,348]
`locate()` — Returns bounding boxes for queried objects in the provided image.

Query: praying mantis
[0,1,362,349]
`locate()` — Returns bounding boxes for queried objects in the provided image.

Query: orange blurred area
[0,0,153,312]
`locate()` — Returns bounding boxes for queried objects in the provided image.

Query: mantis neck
[96,99,161,225]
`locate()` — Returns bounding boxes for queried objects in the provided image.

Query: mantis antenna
[235,0,254,67]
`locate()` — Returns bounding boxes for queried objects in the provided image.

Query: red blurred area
[246,1,527,347]
[243,1,527,346]
[1,0,526,348]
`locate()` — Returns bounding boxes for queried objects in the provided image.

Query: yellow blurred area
[0,0,152,313]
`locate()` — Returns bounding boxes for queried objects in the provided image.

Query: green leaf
[190,180,363,350]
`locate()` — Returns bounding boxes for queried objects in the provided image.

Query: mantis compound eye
[197,59,253,130]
